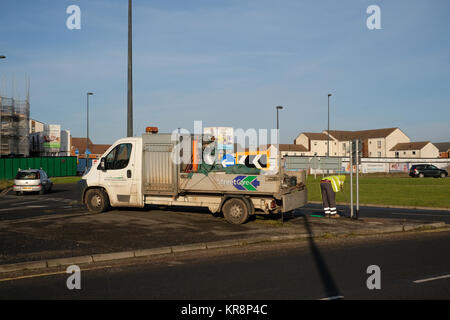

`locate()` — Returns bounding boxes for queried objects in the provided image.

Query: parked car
[409,164,448,178]
[13,169,53,195]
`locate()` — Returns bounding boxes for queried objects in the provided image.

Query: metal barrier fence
[0,156,77,179]
[284,156,450,174]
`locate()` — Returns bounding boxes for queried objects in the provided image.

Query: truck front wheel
[222,198,250,224]
[85,188,109,213]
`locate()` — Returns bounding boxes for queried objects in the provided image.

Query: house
[71,137,111,158]
[294,128,411,157]
[294,132,331,156]
[434,142,450,158]
[324,128,411,158]
[389,141,439,158]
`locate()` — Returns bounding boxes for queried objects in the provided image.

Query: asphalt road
[1,229,449,300]
[0,183,82,221]
[1,183,449,223]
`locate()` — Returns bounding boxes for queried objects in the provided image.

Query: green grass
[306,174,450,209]
[50,176,81,184]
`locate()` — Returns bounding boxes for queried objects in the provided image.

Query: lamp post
[127,0,133,137]
[87,92,94,157]
[276,105,283,222]
[327,93,332,157]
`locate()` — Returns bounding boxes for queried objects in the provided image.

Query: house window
[395,152,399,158]
[342,143,346,151]
[378,152,381,157]
[314,142,317,146]
[377,140,382,148]
[314,152,317,156]
[412,151,416,155]
[403,152,406,155]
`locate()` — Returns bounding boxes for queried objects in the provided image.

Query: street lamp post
[276,105,283,221]
[327,94,332,157]
[127,0,133,137]
[87,92,94,157]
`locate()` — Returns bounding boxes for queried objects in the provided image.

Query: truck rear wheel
[222,198,250,224]
[85,188,109,213]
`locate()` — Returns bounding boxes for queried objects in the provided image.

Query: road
[1,229,449,300]
[1,183,449,223]
[0,183,81,221]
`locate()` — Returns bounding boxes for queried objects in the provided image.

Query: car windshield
[15,171,39,180]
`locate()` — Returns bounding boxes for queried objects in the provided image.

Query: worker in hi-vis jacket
[320,175,345,218]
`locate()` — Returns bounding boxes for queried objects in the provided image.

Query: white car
[13,169,53,195]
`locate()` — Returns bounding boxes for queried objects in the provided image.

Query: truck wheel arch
[83,187,110,209]
[219,195,255,216]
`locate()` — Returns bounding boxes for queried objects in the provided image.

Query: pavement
[0,183,448,274]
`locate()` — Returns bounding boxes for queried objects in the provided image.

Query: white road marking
[319,295,344,300]
[413,274,450,284]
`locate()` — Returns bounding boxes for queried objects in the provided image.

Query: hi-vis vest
[322,175,346,193]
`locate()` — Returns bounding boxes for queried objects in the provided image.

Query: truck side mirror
[99,157,106,171]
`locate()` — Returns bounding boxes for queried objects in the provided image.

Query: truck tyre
[222,198,250,224]
[85,188,109,213]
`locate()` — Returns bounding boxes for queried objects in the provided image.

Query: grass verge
[306,174,450,209]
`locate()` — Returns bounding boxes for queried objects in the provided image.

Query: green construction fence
[0,156,77,180]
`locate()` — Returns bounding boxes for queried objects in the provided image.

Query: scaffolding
[0,96,30,157]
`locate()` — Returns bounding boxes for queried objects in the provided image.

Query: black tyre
[441,172,447,178]
[222,198,250,224]
[418,173,424,178]
[85,188,109,213]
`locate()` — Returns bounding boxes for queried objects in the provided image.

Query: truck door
[102,142,139,206]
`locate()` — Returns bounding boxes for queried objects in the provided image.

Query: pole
[356,139,360,219]
[86,93,89,156]
[127,0,133,137]
[350,141,353,218]
[327,94,330,157]
[327,94,331,175]
[276,106,283,223]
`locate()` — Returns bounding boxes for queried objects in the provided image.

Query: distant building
[389,141,439,158]
[29,121,71,157]
[294,132,331,156]
[70,137,110,159]
[294,127,440,158]
[434,142,450,158]
[0,96,30,157]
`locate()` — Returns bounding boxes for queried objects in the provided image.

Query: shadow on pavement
[302,215,342,299]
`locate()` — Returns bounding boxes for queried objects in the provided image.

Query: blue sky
[0,0,449,144]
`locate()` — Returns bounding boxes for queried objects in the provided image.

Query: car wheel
[222,198,250,224]
[418,173,424,178]
[441,172,447,178]
[85,188,109,214]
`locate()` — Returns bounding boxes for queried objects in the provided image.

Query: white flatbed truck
[79,132,307,224]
